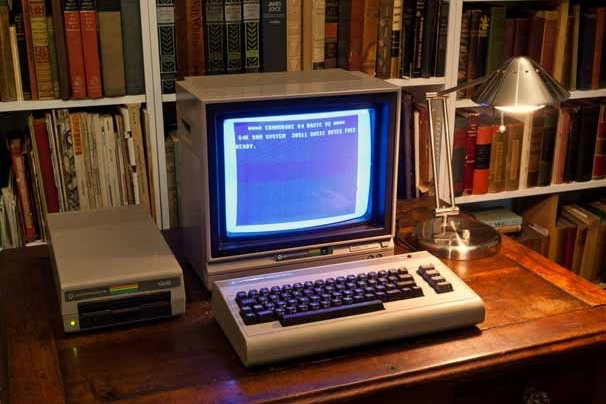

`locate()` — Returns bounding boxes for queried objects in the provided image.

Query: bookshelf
[0,95,147,113]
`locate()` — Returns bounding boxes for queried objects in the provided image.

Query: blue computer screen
[222,109,373,236]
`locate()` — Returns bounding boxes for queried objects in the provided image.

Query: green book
[485,6,505,74]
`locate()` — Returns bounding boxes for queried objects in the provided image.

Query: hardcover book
[46,18,60,98]
[485,7,505,75]
[551,107,571,185]
[399,0,415,77]
[461,110,478,195]
[204,0,226,74]
[420,0,439,78]
[0,0,17,101]
[526,112,544,188]
[375,0,393,79]
[389,0,402,78]
[592,103,606,180]
[433,1,448,77]
[576,10,596,91]
[504,121,523,191]
[452,123,466,196]
[225,0,243,73]
[324,0,338,69]
[472,124,494,195]
[49,0,70,99]
[410,0,426,77]
[63,0,87,99]
[175,0,205,79]
[488,126,506,193]
[347,0,363,71]
[28,0,54,99]
[80,0,103,98]
[286,0,301,71]
[121,0,145,94]
[261,0,286,72]
[336,0,350,70]
[360,0,377,75]
[537,108,558,186]
[575,102,600,182]
[19,0,38,99]
[311,0,325,70]
[13,0,32,99]
[156,0,176,92]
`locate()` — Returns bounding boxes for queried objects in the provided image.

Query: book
[324,0,338,69]
[204,0,225,74]
[46,17,60,98]
[563,105,581,183]
[13,0,31,99]
[526,112,544,188]
[9,139,35,242]
[485,7,505,74]
[593,103,606,180]
[262,0,286,72]
[224,0,243,73]
[175,0,205,79]
[398,91,415,199]
[520,195,558,259]
[516,223,550,257]
[242,0,260,73]
[286,0,301,71]
[452,123,466,197]
[528,11,545,65]
[488,126,506,193]
[9,26,24,101]
[513,17,530,57]
[0,0,16,101]
[375,0,393,79]
[539,11,559,76]
[311,0,325,70]
[470,207,523,232]
[575,102,600,182]
[562,204,601,281]
[591,7,605,90]
[69,113,90,210]
[433,1,448,77]
[55,109,79,210]
[123,104,150,214]
[503,18,514,61]
[504,121,523,191]
[80,0,103,98]
[414,103,431,193]
[121,0,145,94]
[31,118,59,213]
[551,107,571,185]
[64,0,87,99]
[360,0,377,76]
[410,0,426,77]
[336,0,350,70]
[156,0,176,91]
[554,216,576,267]
[49,0,69,99]
[576,10,596,91]
[461,110,478,195]
[456,10,470,92]
[399,0,415,77]
[28,0,54,99]
[569,4,580,90]
[98,0,127,96]
[165,132,179,227]
[389,0,402,78]
[420,0,439,78]
[465,9,483,97]
[552,0,570,85]
[301,0,312,70]
[537,108,558,186]
[347,0,363,71]
[20,0,38,99]
[517,114,533,189]
[471,124,494,195]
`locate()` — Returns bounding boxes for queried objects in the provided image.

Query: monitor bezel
[206,93,399,258]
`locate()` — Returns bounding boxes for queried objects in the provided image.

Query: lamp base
[412,216,501,260]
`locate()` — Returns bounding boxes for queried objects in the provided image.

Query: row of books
[447,101,606,197]
[0,0,144,102]
[162,0,449,94]
[0,104,154,250]
[458,2,606,98]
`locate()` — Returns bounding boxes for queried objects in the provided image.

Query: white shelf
[0,95,147,113]
[162,93,176,103]
[455,179,606,204]
[386,77,446,87]
[455,88,606,109]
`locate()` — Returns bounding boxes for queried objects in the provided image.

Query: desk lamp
[412,56,570,260]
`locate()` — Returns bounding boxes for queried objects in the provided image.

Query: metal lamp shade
[471,57,570,110]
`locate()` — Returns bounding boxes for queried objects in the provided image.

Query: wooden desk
[3,200,606,403]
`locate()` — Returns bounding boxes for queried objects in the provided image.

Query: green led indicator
[70,320,76,327]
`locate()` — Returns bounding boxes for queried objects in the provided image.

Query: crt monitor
[176,70,401,288]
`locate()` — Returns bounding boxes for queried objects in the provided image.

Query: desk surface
[2,200,606,403]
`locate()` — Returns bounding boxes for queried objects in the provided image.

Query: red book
[562,225,577,270]
[348,0,363,71]
[452,127,467,196]
[592,103,606,179]
[32,118,59,213]
[462,112,479,194]
[63,0,87,98]
[80,0,103,98]
[9,139,36,242]
[20,0,38,99]
[472,125,495,195]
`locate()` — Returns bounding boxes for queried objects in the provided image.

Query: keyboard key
[411,286,424,297]
[303,288,314,296]
[236,291,247,302]
[388,269,398,276]
[248,289,258,298]
[435,281,454,293]
[398,274,413,282]
[331,298,343,307]
[241,311,257,325]
[293,282,303,290]
[240,305,253,313]
[257,310,275,323]
[274,307,285,317]
[310,295,321,302]
[238,298,256,308]
[336,276,346,283]
[282,284,292,292]
[347,275,356,282]
[397,267,408,274]
[297,304,309,312]
[367,279,378,286]
[326,278,336,286]
[279,300,385,327]
[386,289,403,301]
[429,276,446,285]
[321,300,331,308]
[286,306,297,314]
[265,302,275,310]
[375,291,388,301]
[346,282,357,289]
[378,270,387,278]
[368,271,377,278]
[310,302,320,310]
[260,288,270,295]
[253,304,265,312]
[357,273,367,281]
[385,283,397,290]
[257,295,268,303]
[287,298,298,306]
[343,296,353,305]
[315,279,325,287]
[353,294,364,303]
[364,293,375,301]
[304,281,314,288]
[298,297,310,304]
[396,280,416,289]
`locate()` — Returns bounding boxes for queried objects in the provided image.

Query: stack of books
[160,0,449,94]
[0,104,154,250]
[0,0,144,102]
[458,2,606,96]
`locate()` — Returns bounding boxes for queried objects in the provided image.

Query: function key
[418,264,435,274]
[397,280,416,289]
[398,273,414,282]
[411,286,424,297]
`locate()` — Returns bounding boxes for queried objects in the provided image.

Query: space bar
[279,300,385,327]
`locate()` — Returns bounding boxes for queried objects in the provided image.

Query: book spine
[537,108,558,186]
[311,0,325,70]
[324,0,338,69]
[121,0,145,95]
[551,107,568,185]
[336,0,350,69]
[420,0,438,78]
[457,10,470,94]
[503,18,514,61]
[49,0,69,99]
[261,0,286,72]
[360,0,377,75]
[472,125,494,195]
[399,92,414,199]
[64,0,87,99]
[452,127,466,196]
[591,8,605,89]
[0,0,17,101]
[410,0,426,77]
[128,104,151,214]
[569,5,580,90]
[526,112,544,188]
[375,0,392,79]
[552,0,570,84]
[485,7,505,75]
[174,0,188,80]
[563,107,580,182]
[347,0,363,71]
[286,0,301,71]
[204,0,226,74]
[9,140,36,241]
[46,17,60,98]
[389,0,401,78]
[463,112,478,195]
[575,103,600,182]
[513,17,530,57]
[28,0,54,99]
[539,12,559,76]
[243,0,261,72]
[592,103,606,179]
[9,27,24,101]
[56,109,80,210]
[528,13,545,65]
[69,113,90,210]
[224,0,243,73]
[80,0,103,98]
[466,10,488,96]
[301,0,312,70]
[156,0,176,92]
[576,12,595,91]
[13,2,31,99]
[399,0,415,77]
[504,122,523,191]
[488,127,506,193]
[433,1,448,77]
[19,0,37,99]
[190,0,205,75]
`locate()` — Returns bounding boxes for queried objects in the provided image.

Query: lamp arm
[436,75,491,97]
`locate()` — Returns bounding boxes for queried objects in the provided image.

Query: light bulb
[495,105,545,114]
